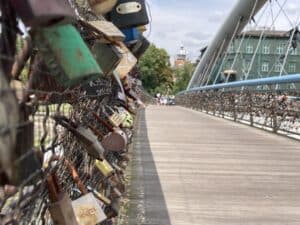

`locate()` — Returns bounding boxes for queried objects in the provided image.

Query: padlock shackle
[47,174,60,203]
[11,37,33,80]
[92,112,114,132]
[46,155,88,196]
[64,159,88,195]
[52,115,78,131]
[88,125,105,138]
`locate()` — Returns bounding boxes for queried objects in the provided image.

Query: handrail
[179,74,300,95]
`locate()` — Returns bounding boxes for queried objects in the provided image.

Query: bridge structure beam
[187,0,268,90]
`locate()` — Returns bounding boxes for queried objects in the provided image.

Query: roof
[239,29,290,38]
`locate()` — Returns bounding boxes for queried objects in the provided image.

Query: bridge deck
[124,106,300,225]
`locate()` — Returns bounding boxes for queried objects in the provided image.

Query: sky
[144,0,300,62]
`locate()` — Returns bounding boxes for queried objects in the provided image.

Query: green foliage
[138,44,173,95]
[172,63,195,94]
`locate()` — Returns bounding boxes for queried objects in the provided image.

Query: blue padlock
[121,27,141,44]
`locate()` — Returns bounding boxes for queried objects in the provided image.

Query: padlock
[104,198,121,219]
[114,42,137,80]
[137,25,147,33]
[108,0,149,29]
[11,0,76,28]
[34,24,103,87]
[92,41,122,76]
[87,186,112,206]
[62,160,107,225]
[52,115,105,159]
[116,107,134,128]
[80,20,125,43]
[72,193,107,225]
[47,173,79,225]
[121,27,141,44]
[101,130,128,152]
[128,35,150,59]
[95,159,114,178]
[92,112,128,152]
[76,127,106,159]
[126,89,145,108]
[127,96,142,114]
[112,71,127,104]
[103,106,124,128]
[88,122,127,153]
[88,0,118,15]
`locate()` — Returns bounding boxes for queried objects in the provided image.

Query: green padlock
[34,24,103,87]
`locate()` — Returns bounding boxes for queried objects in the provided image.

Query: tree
[138,44,173,95]
[172,63,195,94]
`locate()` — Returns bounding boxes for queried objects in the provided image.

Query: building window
[245,44,254,54]
[261,62,269,72]
[229,44,234,53]
[262,45,270,54]
[290,48,298,55]
[243,60,251,73]
[288,63,296,73]
[274,63,281,72]
[276,44,285,54]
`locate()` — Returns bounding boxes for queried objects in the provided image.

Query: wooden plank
[123,106,300,225]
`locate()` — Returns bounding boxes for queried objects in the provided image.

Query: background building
[174,46,188,67]
[210,29,300,83]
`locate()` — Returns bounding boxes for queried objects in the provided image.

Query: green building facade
[212,30,300,83]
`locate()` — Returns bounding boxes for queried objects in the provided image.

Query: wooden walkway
[123,106,300,225]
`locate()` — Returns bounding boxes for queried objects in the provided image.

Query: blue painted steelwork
[179,74,300,95]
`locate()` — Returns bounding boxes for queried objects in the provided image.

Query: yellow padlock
[95,159,114,178]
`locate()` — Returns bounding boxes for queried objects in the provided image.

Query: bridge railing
[177,74,300,139]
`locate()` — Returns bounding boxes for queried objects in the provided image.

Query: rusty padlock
[92,112,128,152]
[47,172,79,225]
